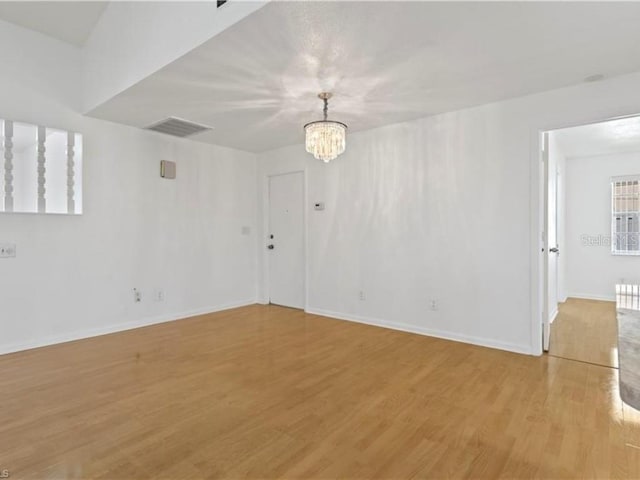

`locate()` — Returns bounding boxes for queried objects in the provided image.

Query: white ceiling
[553,116,640,159]
[83,2,640,152]
[0,1,107,46]
[87,1,640,153]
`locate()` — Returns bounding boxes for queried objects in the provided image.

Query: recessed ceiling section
[0,1,107,46]
[88,1,640,153]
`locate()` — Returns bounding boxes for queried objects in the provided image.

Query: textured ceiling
[89,1,640,152]
[0,1,107,46]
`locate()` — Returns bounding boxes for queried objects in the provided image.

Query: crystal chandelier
[304,92,347,163]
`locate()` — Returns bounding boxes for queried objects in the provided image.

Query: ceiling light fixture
[304,92,347,163]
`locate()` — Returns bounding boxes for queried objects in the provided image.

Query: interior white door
[268,172,304,309]
[548,155,559,323]
[542,132,559,352]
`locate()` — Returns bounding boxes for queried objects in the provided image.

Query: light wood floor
[549,298,618,368]
[1,304,639,479]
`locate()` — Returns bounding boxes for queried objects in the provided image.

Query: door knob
[550,247,559,253]
[267,244,275,250]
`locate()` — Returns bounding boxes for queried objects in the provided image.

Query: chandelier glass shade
[304,93,347,163]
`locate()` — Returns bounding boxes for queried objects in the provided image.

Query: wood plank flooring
[1,303,638,479]
[549,298,618,368]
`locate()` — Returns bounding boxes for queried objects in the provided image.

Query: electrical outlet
[359,290,366,301]
[133,288,142,303]
[430,299,438,311]
[0,243,16,258]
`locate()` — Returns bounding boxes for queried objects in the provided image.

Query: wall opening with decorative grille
[1,119,82,215]
[612,175,640,255]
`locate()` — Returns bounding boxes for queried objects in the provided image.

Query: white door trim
[261,169,309,311]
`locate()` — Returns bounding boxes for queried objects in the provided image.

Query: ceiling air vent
[145,117,213,138]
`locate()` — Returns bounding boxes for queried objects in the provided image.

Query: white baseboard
[549,307,559,324]
[305,308,533,355]
[567,292,616,302]
[0,299,257,356]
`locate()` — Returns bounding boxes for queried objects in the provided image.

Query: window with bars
[1,119,82,215]
[612,176,640,255]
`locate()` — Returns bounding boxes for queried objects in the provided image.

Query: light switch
[0,243,16,258]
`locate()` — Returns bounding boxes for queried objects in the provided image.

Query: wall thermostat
[160,160,176,179]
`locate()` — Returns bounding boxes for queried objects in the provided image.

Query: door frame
[531,112,640,355]
[261,169,308,310]
[541,131,551,352]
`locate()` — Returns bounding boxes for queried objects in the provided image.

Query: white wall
[565,152,640,301]
[0,20,258,354]
[259,110,534,353]
[257,71,640,355]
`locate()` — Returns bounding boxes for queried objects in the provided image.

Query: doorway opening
[541,116,640,367]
